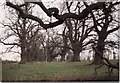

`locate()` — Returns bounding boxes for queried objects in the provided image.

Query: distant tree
[41,29,63,62]
[105,40,119,59]
[0,3,43,63]
[59,27,69,61]
[64,2,96,61]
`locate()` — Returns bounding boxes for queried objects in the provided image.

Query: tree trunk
[20,43,26,64]
[20,35,28,63]
[92,50,103,65]
[47,54,53,62]
[92,36,105,65]
[60,50,67,61]
[20,54,26,64]
[61,55,65,61]
[72,51,80,62]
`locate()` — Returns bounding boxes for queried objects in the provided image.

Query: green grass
[2,60,119,82]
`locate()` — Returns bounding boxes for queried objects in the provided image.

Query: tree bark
[61,55,65,61]
[61,53,65,61]
[19,27,28,63]
[20,39,27,64]
[72,51,80,62]
[70,42,82,62]
[92,48,103,65]
[92,35,105,65]
[60,48,68,61]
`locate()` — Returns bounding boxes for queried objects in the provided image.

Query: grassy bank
[2,60,119,82]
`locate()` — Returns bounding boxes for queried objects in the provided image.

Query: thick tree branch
[81,26,94,42]
[107,26,119,35]
[82,40,95,47]
[31,2,52,17]
[6,2,105,29]
[84,2,100,33]
[6,2,64,29]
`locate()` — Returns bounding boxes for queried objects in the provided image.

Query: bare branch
[6,2,106,29]
[107,26,119,35]
[0,40,20,46]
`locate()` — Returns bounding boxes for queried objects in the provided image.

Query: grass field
[2,60,119,82]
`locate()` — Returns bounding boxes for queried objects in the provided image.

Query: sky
[0,0,119,61]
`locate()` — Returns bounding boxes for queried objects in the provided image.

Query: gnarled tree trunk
[92,34,106,65]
